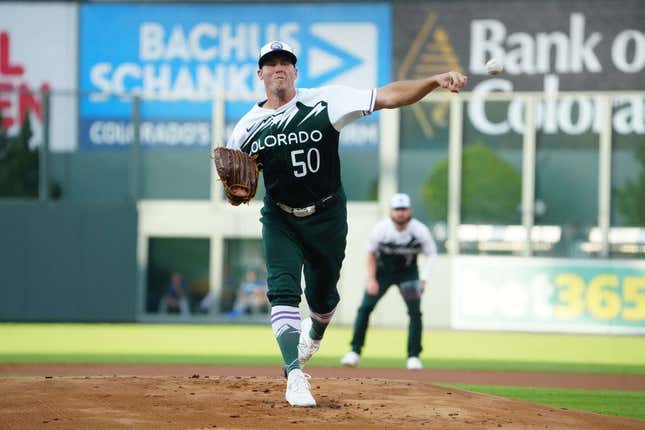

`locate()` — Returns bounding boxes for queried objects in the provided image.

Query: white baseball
[485,59,503,75]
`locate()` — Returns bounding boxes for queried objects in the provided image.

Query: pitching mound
[2,374,643,429]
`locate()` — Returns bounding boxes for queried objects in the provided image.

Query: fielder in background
[341,193,437,370]
[226,40,466,407]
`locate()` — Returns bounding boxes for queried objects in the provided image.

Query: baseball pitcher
[220,40,466,407]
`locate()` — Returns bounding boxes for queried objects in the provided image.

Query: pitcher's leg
[262,208,305,374]
[262,211,304,309]
[301,200,348,340]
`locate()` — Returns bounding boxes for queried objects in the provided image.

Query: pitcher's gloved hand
[210,147,260,206]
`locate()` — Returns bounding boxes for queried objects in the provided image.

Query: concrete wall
[137,200,453,327]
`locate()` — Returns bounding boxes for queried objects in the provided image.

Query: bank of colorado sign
[394,2,644,137]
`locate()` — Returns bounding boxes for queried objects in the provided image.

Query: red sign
[0,31,50,130]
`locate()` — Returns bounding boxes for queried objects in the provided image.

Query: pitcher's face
[258,54,298,95]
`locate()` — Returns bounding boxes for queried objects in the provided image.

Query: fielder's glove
[210,147,260,206]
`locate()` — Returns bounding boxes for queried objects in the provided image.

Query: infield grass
[1,323,644,375]
[447,384,645,421]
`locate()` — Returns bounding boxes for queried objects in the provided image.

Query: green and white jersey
[227,86,376,207]
[368,218,438,280]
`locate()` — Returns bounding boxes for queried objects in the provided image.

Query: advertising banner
[394,0,645,137]
[0,4,77,152]
[80,3,391,149]
[452,256,645,334]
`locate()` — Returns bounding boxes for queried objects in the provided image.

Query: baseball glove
[210,147,260,206]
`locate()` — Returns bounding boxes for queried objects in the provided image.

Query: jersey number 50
[291,148,320,178]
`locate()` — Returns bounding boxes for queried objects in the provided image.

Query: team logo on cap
[270,41,283,51]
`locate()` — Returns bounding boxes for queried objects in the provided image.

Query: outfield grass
[1,323,644,375]
[447,384,645,421]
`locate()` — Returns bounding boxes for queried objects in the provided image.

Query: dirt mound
[1,375,642,429]
[4,363,645,391]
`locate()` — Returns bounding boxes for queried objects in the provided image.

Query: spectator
[228,270,269,317]
[158,272,190,316]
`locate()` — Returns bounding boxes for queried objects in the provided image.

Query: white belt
[275,194,336,217]
[276,202,317,217]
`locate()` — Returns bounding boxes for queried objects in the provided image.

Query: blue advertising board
[80,3,391,148]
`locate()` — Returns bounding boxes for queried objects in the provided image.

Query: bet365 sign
[452,256,645,334]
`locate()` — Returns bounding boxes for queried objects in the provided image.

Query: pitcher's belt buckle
[276,202,316,217]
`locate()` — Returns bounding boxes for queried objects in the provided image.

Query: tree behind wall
[421,142,522,224]
[0,113,38,198]
[615,142,645,226]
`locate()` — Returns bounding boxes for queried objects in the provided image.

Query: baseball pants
[260,190,348,314]
[349,276,423,357]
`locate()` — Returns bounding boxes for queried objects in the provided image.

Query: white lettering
[143,64,171,93]
[113,63,141,93]
[196,64,223,94]
[469,20,507,74]
[468,76,645,136]
[307,147,320,173]
[137,21,299,63]
[614,96,645,134]
[173,67,196,96]
[570,13,602,73]
[88,121,210,146]
[89,63,257,100]
[298,131,309,144]
[506,33,535,74]
[190,24,218,61]
[89,63,112,101]
[227,65,255,100]
[469,14,602,75]
[536,32,569,73]
[165,26,191,60]
[469,79,514,134]
[508,97,525,133]
[612,29,645,73]
[311,130,323,142]
[220,23,246,62]
[558,96,593,134]
[540,74,559,133]
[140,23,165,60]
[291,149,307,177]
[264,135,276,147]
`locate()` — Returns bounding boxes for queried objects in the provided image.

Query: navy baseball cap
[258,41,298,67]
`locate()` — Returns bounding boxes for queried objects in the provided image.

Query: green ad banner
[452,256,645,333]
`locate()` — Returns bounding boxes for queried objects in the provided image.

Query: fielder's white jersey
[367,218,437,280]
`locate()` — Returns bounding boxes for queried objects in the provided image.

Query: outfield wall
[2,1,645,332]
[0,202,137,322]
[3,193,643,334]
